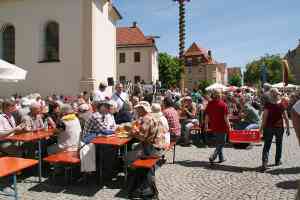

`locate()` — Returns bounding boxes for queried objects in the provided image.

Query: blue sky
[114,0,300,69]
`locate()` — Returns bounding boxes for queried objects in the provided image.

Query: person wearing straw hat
[47,104,81,154]
[260,88,290,171]
[126,101,164,199]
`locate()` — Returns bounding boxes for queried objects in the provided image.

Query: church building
[0,0,121,96]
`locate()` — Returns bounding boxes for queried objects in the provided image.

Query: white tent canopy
[0,59,27,82]
[272,82,298,88]
[205,83,228,91]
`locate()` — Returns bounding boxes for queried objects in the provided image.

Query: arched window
[44,21,59,61]
[2,25,15,64]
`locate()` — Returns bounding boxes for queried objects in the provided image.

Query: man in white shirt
[111,83,129,112]
[0,100,24,155]
[94,82,108,101]
[291,99,300,200]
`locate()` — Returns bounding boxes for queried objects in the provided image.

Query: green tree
[198,80,214,94]
[158,53,183,88]
[228,74,242,87]
[244,54,294,86]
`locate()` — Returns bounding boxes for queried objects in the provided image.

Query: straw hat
[134,101,152,113]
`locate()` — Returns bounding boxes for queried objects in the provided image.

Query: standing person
[112,83,129,112]
[260,88,290,171]
[94,82,108,101]
[291,99,300,200]
[205,90,231,164]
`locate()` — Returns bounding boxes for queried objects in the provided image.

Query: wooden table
[0,157,38,200]
[5,129,55,182]
[91,135,132,185]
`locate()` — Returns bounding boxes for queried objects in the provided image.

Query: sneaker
[218,159,226,163]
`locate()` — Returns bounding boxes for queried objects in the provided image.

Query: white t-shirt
[94,90,107,101]
[111,92,129,111]
[0,114,16,135]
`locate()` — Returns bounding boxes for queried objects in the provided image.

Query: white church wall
[0,0,83,97]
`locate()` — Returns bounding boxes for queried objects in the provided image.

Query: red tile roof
[117,26,155,47]
[184,42,217,64]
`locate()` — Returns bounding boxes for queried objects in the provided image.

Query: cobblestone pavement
[1,133,299,200]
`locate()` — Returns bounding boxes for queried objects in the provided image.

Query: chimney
[208,50,212,58]
[132,21,137,28]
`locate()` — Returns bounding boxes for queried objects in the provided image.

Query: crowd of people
[0,81,300,199]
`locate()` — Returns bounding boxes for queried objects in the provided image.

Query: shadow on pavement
[276,180,299,190]
[267,167,300,175]
[177,160,259,173]
[28,174,125,197]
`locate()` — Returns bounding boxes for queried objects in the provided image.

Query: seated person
[126,101,165,199]
[21,102,44,131]
[83,101,117,137]
[162,97,181,140]
[179,96,198,146]
[127,101,166,163]
[0,100,25,155]
[151,103,170,148]
[47,104,81,154]
[235,97,260,130]
[115,102,134,124]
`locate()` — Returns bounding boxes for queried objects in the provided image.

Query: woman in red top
[205,90,231,164]
[260,88,290,171]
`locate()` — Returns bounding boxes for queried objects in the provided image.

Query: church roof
[117,25,155,47]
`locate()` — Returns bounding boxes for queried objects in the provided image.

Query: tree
[198,80,214,94]
[244,54,294,86]
[228,74,242,87]
[158,53,183,88]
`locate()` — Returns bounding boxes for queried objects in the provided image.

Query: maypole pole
[174,0,190,93]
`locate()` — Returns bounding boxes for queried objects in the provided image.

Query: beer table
[5,129,55,182]
[91,135,132,185]
[0,157,38,200]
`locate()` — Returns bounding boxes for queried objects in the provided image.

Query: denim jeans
[262,128,284,163]
[210,133,227,161]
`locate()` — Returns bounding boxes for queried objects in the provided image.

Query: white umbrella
[272,82,298,89]
[205,83,228,91]
[0,59,27,82]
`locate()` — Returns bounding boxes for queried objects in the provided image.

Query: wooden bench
[131,157,160,169]
[43,151,80,183]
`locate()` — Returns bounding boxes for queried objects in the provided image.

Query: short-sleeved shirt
[163,107,181,136]
[111,92,129,111]
[0,113,16,135]
[264,103,284,128]
[242,103,260,124]
[205,100,229,133]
